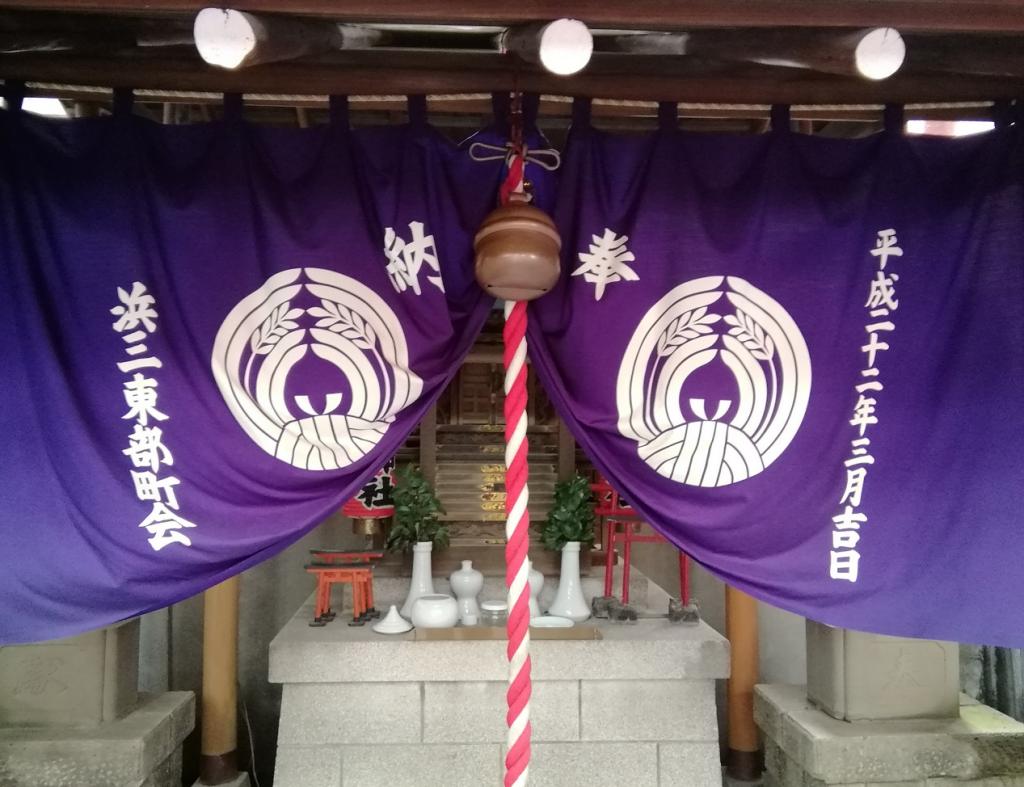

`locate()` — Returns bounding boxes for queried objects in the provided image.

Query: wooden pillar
[557,418,575,482]
[726,585,762,781]
[198,576,240,785]
[419,403,437,486]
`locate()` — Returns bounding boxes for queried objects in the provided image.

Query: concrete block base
[0,691,194,787]
[271,566,726,786]
[756,684,1024,787]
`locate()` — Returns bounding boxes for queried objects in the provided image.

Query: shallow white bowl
[530,616,574,628]
[411,594,459,629]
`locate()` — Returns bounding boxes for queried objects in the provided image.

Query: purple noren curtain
[0,108,504,644]
[528,120,1024,647]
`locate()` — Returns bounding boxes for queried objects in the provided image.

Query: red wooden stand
[592,477,690,605]
[305,550,383,627]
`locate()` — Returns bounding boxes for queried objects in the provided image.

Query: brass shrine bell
[474,192,561,301]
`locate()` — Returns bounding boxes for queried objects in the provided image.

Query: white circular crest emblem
[617,276,811,487]
[211,268,423,471]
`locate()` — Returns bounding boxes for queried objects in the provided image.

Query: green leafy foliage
[542,473,596,551]
[385,464,449,553]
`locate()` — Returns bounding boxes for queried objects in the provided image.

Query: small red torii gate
[592,475,690,606]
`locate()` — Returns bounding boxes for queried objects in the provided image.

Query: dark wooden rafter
[499,19,592,74]
[4,26,1024,81]
[904,33,1024,77]
[1,0,1024,33]
[3,50,1024,104]
[4,10,1024,82]
[1,4,1024,112]
[608,27,906,79]
[0,11,187,53]
[192,9,384,68]
[189,13,597,73]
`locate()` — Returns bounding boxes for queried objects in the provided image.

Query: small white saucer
[373,605,413,634]
[530,616,574,628]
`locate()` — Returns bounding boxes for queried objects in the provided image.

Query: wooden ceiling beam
[0,0,1023,34]
[3,52,1023,103]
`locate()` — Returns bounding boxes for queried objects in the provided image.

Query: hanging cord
[468,142,560,174]
[469,88,561,204]
[498,88,533,787]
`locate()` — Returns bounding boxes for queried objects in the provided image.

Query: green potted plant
[387,465,449,617]
[542,473,595,622]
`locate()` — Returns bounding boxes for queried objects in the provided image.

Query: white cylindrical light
[194,8,258,70]
[854,27,905,80]
[538,18,593,76]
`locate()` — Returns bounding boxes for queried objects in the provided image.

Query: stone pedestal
[0,691,195,787]
[756,683,1024,787]
[0,621,194,787]
[0,619,140,727]
[270,568,727,787]
[805,621,959,721]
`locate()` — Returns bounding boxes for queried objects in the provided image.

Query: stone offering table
[270,569,728,787]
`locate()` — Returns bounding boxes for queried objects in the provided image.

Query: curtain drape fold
[3,106,1024,648]
[528,120,1024,647]
[0,110,502,643]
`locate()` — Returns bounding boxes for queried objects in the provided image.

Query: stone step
[436,442,558,452]
[437,435,559,448]
[437,449,559,458]
[435,476,557,488]
[434,461,558,522]
[436,437,557,445]
[439,509,556,520]
[436,465,557,472]
[438,499,556,512]
[436,472,557,483]
[436,494,557,507]
[435,476,556,486]
[436,466,557,478]
[437,495,555,506]
[436,424,558,434]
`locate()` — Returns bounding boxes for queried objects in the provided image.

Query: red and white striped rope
[502,149,532,787]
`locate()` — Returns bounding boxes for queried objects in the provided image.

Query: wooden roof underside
[2,1,1024,121]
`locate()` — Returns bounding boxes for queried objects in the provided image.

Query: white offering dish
[410,594,459,629]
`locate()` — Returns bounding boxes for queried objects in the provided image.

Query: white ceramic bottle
[449,559,483,625]
[546,541,591,622]
[400,541,435,619]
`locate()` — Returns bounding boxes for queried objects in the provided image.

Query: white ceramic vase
[547,541,590,622]
[400,541,435,618]
[449,559,483,625]
[528,560,544,619]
